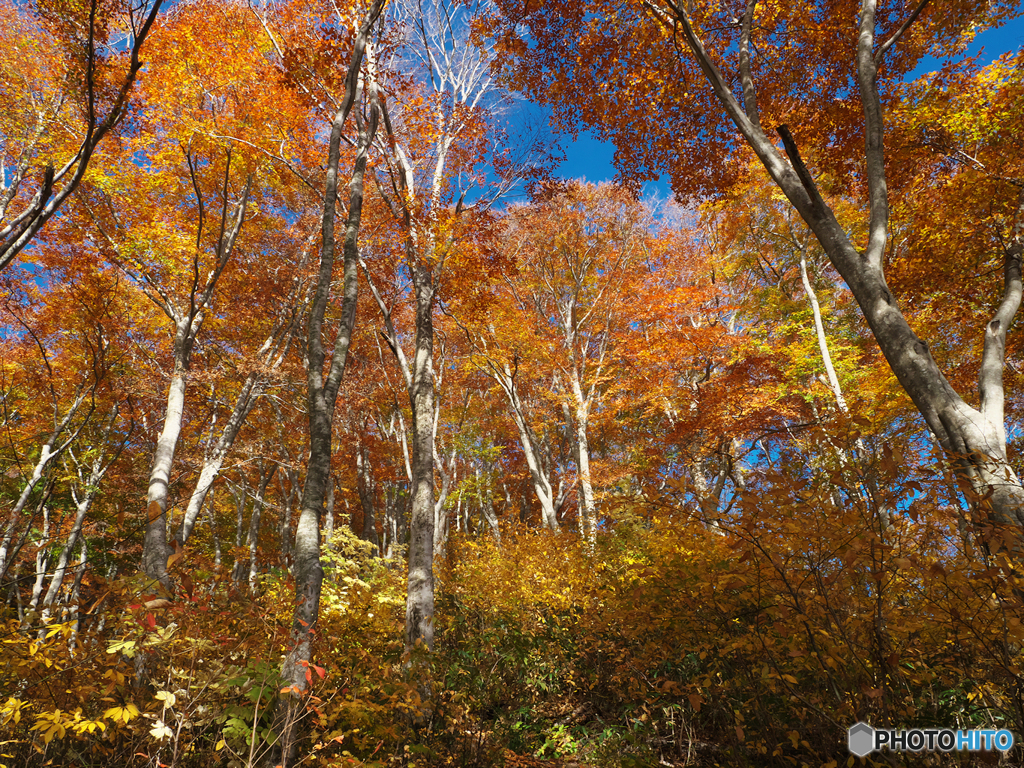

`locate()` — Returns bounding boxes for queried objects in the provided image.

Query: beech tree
[365,0,502,652]
[488,0,1024,541]
[502,183,660,545]
[255,0,387,758]
[9,0,1024,765]
[0,278,107,583]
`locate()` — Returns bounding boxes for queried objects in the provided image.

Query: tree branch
[857,0,889,269]
[979,194,1024,444]
[739,0,761,133]
[875,0,932,64]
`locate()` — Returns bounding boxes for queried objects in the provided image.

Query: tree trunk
[175,240,307,549]
[692,439,730,524]
[433,448,457,558]
[568,373,596,547]
[799,247,893,530]
[324,477,336,545]
[278,468,296,567]
[140,171,252,588]
[67,538,87,652]
[208,492,221,567]
[383,483,403,559]
[799,249,848,413]
[406,264,436,651]
[356,438,380,553]
[479,463,501,542]
[668,0,1024,538]
[493,362,560,529]
[143,325,191,590]
[28,505,50,610]
[248,463,275,593]
[272,9,383,760]
[40,407,123,626]
[0,388,89,581]
[176,373,260,546]
[230,479,247,583]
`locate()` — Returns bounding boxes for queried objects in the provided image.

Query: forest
[1,0,1024,765]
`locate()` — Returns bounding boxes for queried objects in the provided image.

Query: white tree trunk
[39,407,123,625]
[140,172,252,588]
[0,388,89,581]
[568,372,596,547]
[176,373,260,546]
[142,337,189,589]
[665,0,1024,537]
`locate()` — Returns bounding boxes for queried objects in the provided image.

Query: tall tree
[488,0,1024,541]
[264,0,386,759]
[502,183,659,544]
[367,0,500,651]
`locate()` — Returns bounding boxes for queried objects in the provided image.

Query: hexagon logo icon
[848,722,875,757]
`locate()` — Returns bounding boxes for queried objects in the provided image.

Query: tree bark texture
[141,174,252,588]
[143,330,190,589]
[272,5,384,760]
[664,0,1024,538]
[406,264,437,650]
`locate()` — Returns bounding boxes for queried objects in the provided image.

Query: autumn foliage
[2,0,1024,766]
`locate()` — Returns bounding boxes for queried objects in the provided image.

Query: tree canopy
[2,0,1024,766]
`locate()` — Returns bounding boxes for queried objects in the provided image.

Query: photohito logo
[847,722,1014,756]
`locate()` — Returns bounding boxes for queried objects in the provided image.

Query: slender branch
[644,0,806,213]
[360,258,414,391]
[875,0,932,64]
[204,173,253,312]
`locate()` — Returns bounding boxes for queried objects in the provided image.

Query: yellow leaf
[103,703,140,724]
